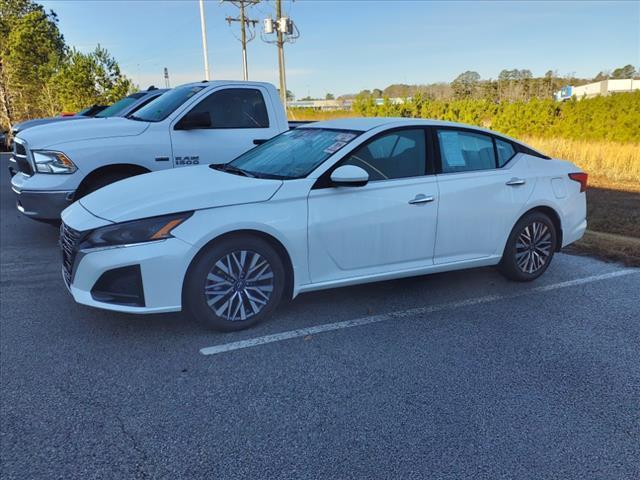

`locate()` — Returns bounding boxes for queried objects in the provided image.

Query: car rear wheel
[499,211,557,282]
[183,236,285,331]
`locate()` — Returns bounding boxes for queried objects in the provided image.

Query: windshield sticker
[335,133,357,142]
[324,141,348,154]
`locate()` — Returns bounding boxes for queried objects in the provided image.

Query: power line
[222,0,260,81]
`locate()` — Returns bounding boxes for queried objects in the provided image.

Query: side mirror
[176,111,211,130]
[330,165,369,187]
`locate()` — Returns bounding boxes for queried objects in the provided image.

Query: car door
[170,86,280,166]
[307,128,439,284]
[432,127,535,264]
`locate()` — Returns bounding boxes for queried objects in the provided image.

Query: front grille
[13,142,33,176]
[60,222,82,285]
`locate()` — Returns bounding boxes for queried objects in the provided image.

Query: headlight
[80,212,193,250]
[33,150,77,174]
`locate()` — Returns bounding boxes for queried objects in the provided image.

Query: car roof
[137,89,169,97]
[303,117,547,156]
[179,80,276,89]
[303,117,498,133]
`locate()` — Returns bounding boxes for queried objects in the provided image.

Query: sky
[39,0,640,98]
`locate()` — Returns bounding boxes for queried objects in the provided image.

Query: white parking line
[200,269,639,356]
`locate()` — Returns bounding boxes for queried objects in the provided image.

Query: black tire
[183,236,286,331]
[76,172,140,199]
[499,211,557,282]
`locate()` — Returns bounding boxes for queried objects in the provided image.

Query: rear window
[189,88,269,128]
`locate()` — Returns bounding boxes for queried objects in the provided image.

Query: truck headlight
[33,150,77,174]
[80,212,193,250]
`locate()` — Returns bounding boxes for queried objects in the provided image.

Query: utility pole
[275,0,286,105]
[223,1,260,81]
[164,67,170,88]
[262,0,299,106]
[199,0,211,80]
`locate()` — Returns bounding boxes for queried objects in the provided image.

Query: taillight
[568,172,588,192]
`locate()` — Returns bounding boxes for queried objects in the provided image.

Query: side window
[189,88,269,128]
[437,129,496,173]
[343,129,426,181]
[495,138,516,167]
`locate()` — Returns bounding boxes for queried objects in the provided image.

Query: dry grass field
[524,137,640,185]
[288,109,639,265]
[525,137,639,266]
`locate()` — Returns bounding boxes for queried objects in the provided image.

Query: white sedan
[60,118,587,330]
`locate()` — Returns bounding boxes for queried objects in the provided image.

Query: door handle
[253,139,268,145]
[506,178,526,186]
[408,194,435,205]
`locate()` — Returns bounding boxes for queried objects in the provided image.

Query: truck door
[169,86,281,167]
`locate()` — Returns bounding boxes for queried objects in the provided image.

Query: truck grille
[60,222,83,285]
[12,141,33,176]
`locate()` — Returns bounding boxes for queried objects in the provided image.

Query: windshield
[95,93,144,118]
[131,85,204,122]
[227,128,361,179]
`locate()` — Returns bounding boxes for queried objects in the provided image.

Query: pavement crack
[55,383,152,479]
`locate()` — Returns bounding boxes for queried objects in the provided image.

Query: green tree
[451,71,480,99]
[0,0,65,129]
[611,64,637,79]
[325,93,335,100]
[49,45,134,112]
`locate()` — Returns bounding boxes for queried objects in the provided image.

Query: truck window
[189,88,270,129]
[133,85,204,122]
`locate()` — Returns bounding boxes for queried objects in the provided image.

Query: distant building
[554,78,640,101]
[288,99,353,110]
[288,97,407,110]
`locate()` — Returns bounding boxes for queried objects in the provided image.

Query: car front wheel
[183,236,286,331]
[499,211,557,282]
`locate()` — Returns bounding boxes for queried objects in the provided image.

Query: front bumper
[11,172,79,220]
[65,237,193,314]
[12,186,74,220]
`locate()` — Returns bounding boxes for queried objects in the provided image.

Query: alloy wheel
[204,250,274,321]
[515,221,553,274]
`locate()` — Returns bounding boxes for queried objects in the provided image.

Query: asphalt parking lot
[1,152,639,479]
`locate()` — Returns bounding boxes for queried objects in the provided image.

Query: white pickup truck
[10,81,294,222]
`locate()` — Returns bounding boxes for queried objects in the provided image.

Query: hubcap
[204,250,274,321]
[515,221,553,274]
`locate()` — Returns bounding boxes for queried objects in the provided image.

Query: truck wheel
[183,236,286,331]
[76,172,140,199]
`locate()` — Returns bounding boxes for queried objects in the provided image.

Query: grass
[569,184,640,267]
[523,138,640,265]
[523,137,640,185]
[288,110,639,265]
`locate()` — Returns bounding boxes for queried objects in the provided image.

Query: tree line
[353,91,640,143]
[349,65,638,103]
[1,0,134,131]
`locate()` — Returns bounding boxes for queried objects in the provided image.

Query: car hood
[12,116,89,134]
[16,117,149,149]
[79,165,284,223]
